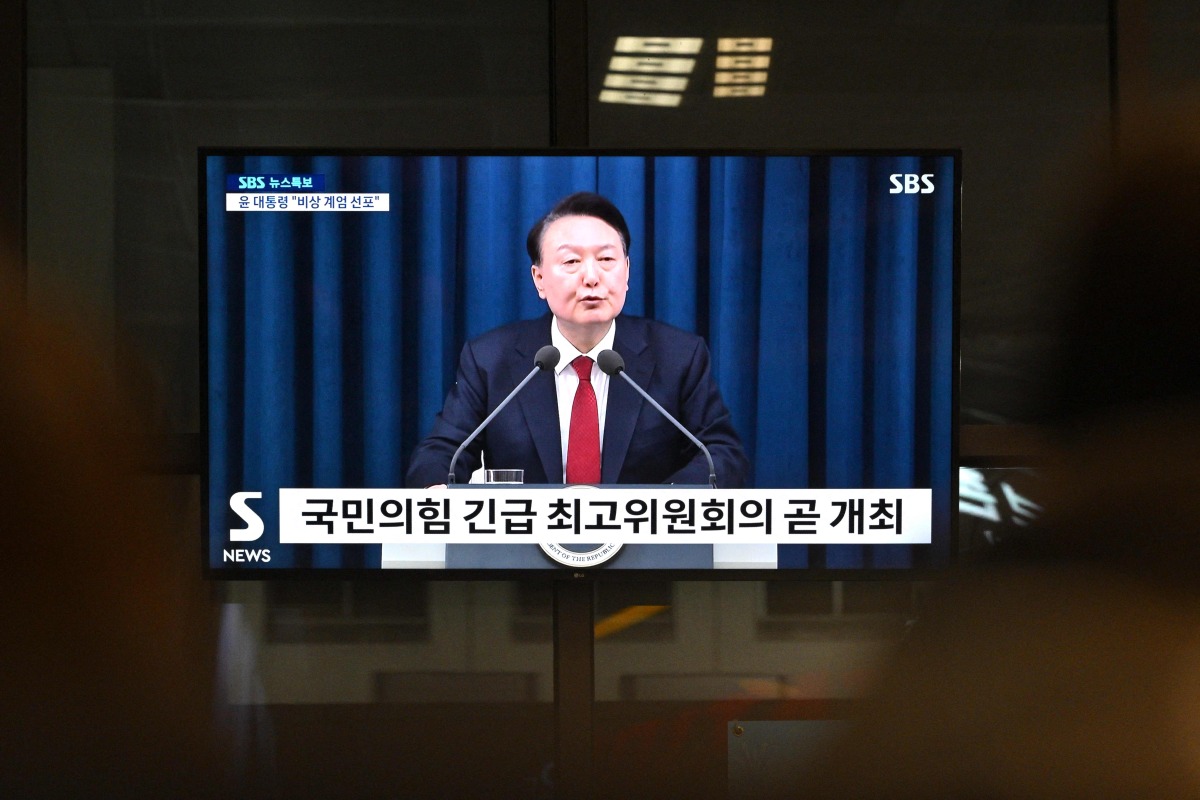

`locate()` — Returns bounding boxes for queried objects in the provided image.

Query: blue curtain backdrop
[207,153,955,569]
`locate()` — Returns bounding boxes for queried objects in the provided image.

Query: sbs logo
[888,174,935,194]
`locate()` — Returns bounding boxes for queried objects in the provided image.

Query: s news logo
[889,174,935,194]
[237,176,266,190]
[229,491,264,541]
[225,492,270,563]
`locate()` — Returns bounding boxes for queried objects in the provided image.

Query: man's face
[531,214,629,332]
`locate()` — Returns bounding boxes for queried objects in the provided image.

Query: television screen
[203,150,958,575]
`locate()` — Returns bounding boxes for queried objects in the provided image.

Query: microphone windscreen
[534,345,561,371]
[597,349,625,375]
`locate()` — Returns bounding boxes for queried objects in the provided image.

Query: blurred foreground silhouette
[801,120,1200,799]
[0,310,227,798]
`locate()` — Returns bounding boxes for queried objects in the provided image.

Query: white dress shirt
[550,317,616,482]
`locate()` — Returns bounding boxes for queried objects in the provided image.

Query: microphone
[597,349,719,489]
[447,345,560,484]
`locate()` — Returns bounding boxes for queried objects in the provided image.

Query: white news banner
[278,488,932,545]
[224,193,390,211]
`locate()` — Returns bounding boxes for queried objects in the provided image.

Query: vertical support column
[549,0,593,793]
[549,0,589,147]
[553,576,594,799]
[1109,0,1149,156]
[0,0,25,305]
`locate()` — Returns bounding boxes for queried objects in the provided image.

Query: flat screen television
[202,150,958,576]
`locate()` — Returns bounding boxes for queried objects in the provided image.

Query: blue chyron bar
[201,150,959,576]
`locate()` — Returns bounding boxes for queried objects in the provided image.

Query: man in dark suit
[405,191,748,492]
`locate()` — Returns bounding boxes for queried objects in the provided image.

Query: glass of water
[484,469,524,484]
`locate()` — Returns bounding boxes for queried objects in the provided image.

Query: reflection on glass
[223,581,554,704]
[714,40,772,97]
[600,36,702,106]
[598,34,775,105]
[593,582,910,703]
[959,467,1043,551]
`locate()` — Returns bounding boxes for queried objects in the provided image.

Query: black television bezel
[199,146,961,582]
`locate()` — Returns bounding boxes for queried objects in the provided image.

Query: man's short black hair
[526,191,631,265]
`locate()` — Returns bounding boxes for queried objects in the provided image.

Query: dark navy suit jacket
[405,314,749,489]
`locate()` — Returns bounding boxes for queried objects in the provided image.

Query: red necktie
[566,355,601,484]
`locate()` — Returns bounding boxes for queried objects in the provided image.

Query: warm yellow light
[594,604,670,639]
[604,74,689,92]
[714,71,769,85]
[717,37,773,53]
[715,55,770,70]
[615,36,704,55]
[713,85,767,98]
[609,56,698,74]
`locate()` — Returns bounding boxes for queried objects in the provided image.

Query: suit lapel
[602,317,652,483]
[513,317,563,483]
